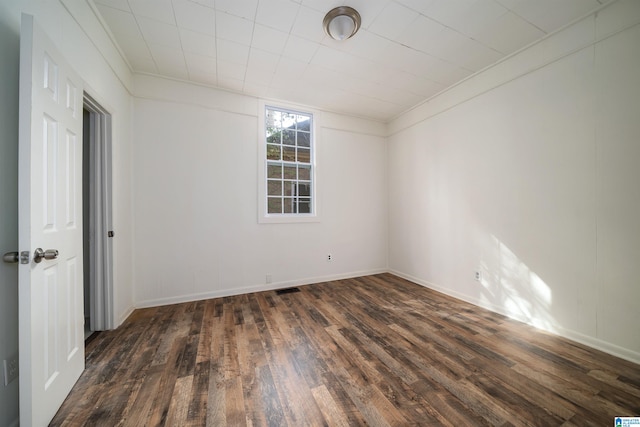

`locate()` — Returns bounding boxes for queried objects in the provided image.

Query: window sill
[258,214,320,224]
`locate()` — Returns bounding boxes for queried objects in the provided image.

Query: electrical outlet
[3,354,18,386]
[266,274,272,284]
[327,254,332,262]
[474,271,482,282]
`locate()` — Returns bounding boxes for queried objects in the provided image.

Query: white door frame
[83,92,114,331]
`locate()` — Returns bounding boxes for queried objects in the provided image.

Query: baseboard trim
[134,268,388,309]
[116,306,135,328]
[388,269,640,365]
[132,267,640,365]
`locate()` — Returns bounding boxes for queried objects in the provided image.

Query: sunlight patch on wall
[478,236,555,332]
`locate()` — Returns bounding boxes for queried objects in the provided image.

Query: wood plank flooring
[51,274,640,426]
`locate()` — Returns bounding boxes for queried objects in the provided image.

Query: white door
[18,14,85,427]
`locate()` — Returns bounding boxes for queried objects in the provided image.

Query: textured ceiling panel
[95,0,610,121]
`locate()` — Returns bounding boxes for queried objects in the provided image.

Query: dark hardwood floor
[51,273,640,426]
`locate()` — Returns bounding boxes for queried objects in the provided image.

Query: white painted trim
[388,0,640,135]
[134,268,387,309]
[59,0,134,95]
[84,93,115,331]
[553,326,640,367]
[388,269,640,365]
[133,74,388,134]
[257,100,321,224]
[132,266,640,364]
[117,306,135,327]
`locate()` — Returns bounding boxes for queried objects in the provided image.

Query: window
[263,105,314,218]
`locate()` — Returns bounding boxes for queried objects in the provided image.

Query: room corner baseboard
[134,268,388,310]
[388,269,640,365]
[116,306,135,328]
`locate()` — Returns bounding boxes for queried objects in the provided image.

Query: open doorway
[82,93,114,339]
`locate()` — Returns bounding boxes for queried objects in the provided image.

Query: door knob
[3,252,19,263]
[33,248,59,263]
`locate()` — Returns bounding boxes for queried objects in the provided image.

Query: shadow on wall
[478,235,555,332]
[0,2,21,427]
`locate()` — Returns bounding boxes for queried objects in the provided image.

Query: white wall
[388,0,640,363]
[0,2,135,424]
[132,75,388,306]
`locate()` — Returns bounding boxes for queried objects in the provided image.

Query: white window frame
[258,100,319,224]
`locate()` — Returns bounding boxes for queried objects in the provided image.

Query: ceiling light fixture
[323,6,361,41]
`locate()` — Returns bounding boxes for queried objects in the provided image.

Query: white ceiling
[94,0,611,121]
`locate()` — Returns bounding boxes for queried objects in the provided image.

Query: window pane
[282,129,295,146]
[298,165,311,181]
[266,110,282,130]
[298,199,311,213]
[283,182,295,197]
[283,197,294,213]
[297,148,310,163]
[297,131,310,147]
[268,197,282,214]
[267,163,282,179]
[268,180,282,196]
[267,144,281,160]
[266,131,281,144]
[298,183,310,197]
[283,146,296,162]
[296,115,311,131]
[283,165,296,180]
[282,112,296,128]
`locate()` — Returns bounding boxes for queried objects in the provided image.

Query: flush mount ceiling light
[323,6,361,41]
